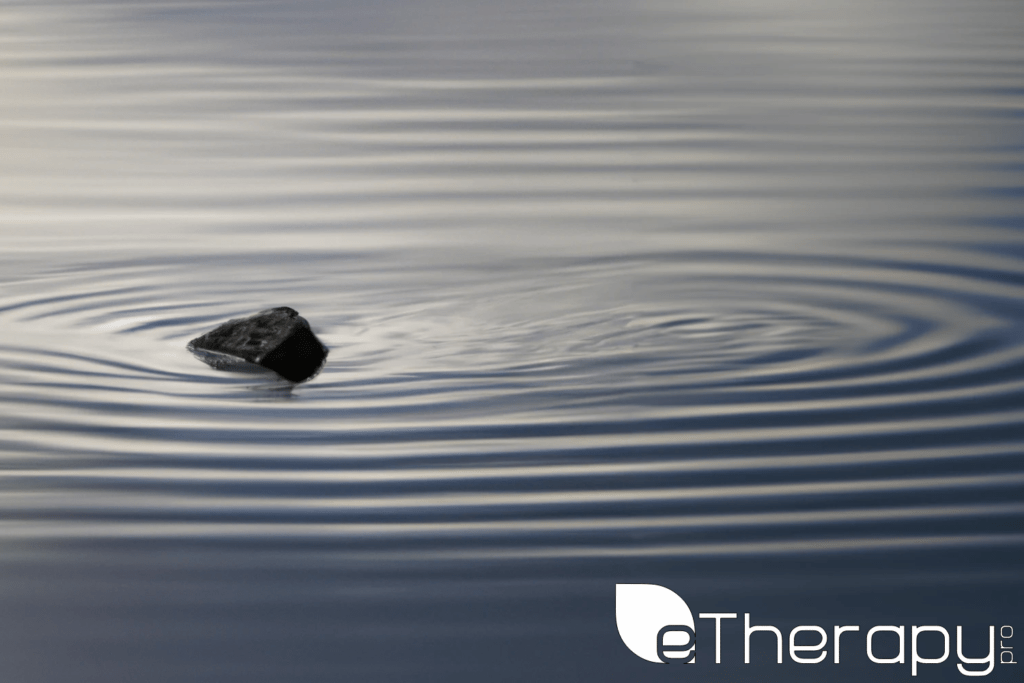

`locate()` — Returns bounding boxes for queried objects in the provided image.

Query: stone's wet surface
[187,307,328,383]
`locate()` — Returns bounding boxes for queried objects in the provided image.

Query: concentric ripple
[2,240,1022,565]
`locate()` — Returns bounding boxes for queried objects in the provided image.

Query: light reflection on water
[1,0,1023,681]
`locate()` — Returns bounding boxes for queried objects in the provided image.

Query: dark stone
[187,307,328,383]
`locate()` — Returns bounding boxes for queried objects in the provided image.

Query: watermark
[616,584,1015,677]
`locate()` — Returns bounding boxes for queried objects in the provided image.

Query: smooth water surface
[1,1,1023,681]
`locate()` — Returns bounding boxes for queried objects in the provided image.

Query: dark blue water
[1,1,1022,681]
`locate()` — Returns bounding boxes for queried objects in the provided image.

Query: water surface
[1,1,1023,681]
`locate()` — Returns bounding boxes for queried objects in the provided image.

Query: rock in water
[187,307,328,383]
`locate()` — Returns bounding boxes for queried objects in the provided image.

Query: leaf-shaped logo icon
[616,584,696,664]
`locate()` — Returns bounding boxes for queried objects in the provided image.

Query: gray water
[1,1,1023,681]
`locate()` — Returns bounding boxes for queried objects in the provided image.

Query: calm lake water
[1,1,1023,681]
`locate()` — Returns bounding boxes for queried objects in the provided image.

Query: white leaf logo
[616,584,696,664]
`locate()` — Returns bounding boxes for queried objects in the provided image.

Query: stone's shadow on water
[243,380,298,400]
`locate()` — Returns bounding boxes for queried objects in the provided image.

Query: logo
[615,584,696,664]
[615,583,1015,677]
